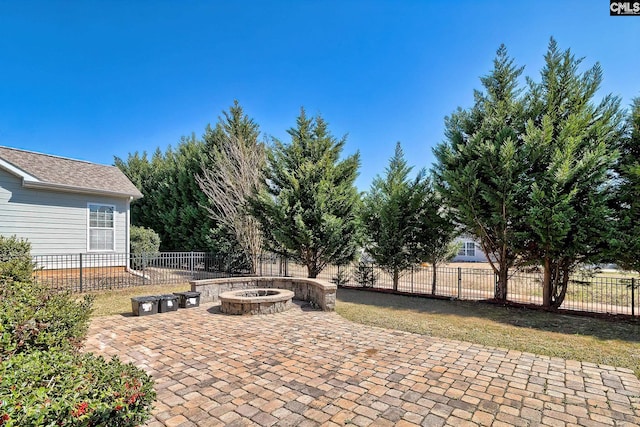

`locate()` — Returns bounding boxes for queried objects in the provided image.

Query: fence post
[79,253,83,293]
[411,266,414,293]
[190,251,194,276]
[370,263,375,288]
[632,277,636,317]
[457,267,461,299]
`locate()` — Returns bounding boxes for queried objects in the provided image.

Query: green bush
[129,226,161,270]
[0,236,35,282]
[0,279,94,360]
[0,240,156,426]
[332,266,350,286]
[354,261,378,288]
[0,350,156,427]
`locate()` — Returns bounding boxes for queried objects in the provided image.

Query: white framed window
[465,242,475,257]
[458,241,476,257]
[88,203,115,251]
[458,244,466,256]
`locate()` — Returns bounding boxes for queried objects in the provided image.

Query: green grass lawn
[85,284,640,378]
[336,288,640,378]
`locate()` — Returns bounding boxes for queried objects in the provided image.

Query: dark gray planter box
[174,291,201,308]
[157,294,179,313]
[131,296,159,316]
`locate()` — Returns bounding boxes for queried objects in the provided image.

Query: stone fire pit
[190,277,336,311]
[219,288,294,315]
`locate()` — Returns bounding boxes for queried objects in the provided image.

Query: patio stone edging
[189,276,337,311]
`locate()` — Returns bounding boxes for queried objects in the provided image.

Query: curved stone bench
[189,276,337,311]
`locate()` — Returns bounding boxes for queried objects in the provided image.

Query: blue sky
[0,1,639,190]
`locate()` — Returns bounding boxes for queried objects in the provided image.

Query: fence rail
[31,252,639,317]
[322,262,639,317]
[32,252,268,293]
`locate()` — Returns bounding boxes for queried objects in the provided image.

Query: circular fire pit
[219,288,294,315]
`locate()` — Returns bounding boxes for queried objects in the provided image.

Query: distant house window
[88,204,115,251]
[458,241,476,257]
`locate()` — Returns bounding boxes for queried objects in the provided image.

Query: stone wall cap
[191,276,337,291]
[219,288,294,304]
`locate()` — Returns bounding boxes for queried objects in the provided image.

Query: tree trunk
[542,257,552,307]
[305,249,317,278]
[307,261,318,278]
[494,258,508,301]
[393,268,399,291]
[550,262,570,309]
[249,253,258,275]
[496,267,508,301]
[488,242,509,301]
[431,262,437,295]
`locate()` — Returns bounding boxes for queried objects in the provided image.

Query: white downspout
[126,196,132,270]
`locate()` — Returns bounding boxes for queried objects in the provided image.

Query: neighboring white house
[0,146,142,267]
[452,234,488,263]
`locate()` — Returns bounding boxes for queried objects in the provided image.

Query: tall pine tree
[433,45,527,300]
[415,184,460,294]
[361,142,430,290]
[115,135,215,252]
[521,38,623,308]
[614,97,640,274]
[616,98,640,273]
[250,109,360,278]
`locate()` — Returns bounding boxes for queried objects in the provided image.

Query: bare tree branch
[197,133,265,272]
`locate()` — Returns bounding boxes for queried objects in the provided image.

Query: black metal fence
[31,252,639,317]
[32,252,285,293]
[319,262,639,317]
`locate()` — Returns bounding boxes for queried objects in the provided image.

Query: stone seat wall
[189,276,337,311]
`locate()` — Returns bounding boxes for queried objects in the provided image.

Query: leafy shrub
[0,350,156,427]
[129,226,161,270]
[331,266,350,286]
[130,226,161,255]
[0,239,156,426]
[353,261,377,288]
[0,279,93,360]
[0,235,34,282]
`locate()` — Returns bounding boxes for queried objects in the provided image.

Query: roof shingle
[0,146,143,199]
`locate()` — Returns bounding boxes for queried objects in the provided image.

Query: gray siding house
[0,146,142,267]
[452,235,488,263]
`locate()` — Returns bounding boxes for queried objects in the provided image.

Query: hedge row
[0,236,156,426]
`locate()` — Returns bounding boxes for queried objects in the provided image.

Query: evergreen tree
[433,45,527,300]
[361,143,429,290]
[250,109,361,278]
[520,38,623,308]
[610,98,640,272]
[415,186,460,294]
[114,150,156,232]
[115,135,216,252]
[197,101,266,272]
[614,97,640,274]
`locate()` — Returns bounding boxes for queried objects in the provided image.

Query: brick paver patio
[84,302,640,426]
